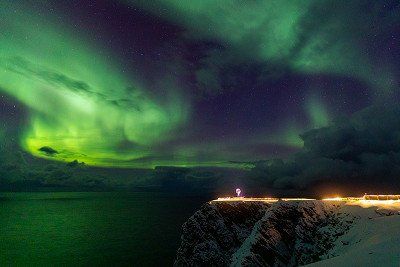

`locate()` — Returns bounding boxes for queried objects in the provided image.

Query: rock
[375,208,397,216]
[174,201,271,266]
[174,201,350,266]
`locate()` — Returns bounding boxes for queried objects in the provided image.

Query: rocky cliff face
[175,201,272,266]
[175,201,352,266]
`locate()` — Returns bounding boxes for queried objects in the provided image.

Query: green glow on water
[0,192,207,266]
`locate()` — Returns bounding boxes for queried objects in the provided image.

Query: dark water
[0,192,209,266]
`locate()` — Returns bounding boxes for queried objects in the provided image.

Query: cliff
[175,201,272,266]
[175,200,400,266]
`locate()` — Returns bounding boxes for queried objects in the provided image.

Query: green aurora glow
[0,1,397,167]
[0,2,187,167]
[132,0,397,93]
[305,94,330,129]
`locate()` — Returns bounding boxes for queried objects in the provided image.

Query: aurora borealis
[0,0,399,168]
[1,1,188,166]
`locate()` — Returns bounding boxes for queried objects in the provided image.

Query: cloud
[38,146,58,156]
[249,104,400,193]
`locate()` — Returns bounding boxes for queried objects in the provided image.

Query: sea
[0,192,210,266]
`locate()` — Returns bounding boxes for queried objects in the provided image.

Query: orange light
[212,194,400,204]
[211,197,278,203]
[280,198,316,201]
[322,196,344,201]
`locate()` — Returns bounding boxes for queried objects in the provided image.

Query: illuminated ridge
[211,194,400,203]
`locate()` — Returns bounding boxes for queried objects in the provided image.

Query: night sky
[0,0,399,169]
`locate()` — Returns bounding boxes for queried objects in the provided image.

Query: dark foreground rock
[175,200,351,266]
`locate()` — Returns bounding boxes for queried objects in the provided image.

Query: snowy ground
[307,201,400,267]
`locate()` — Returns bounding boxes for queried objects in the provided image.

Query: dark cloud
[0,146,238,193]
[249,104,400,194]
[38,146,58,156]
[5,100,400,196]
